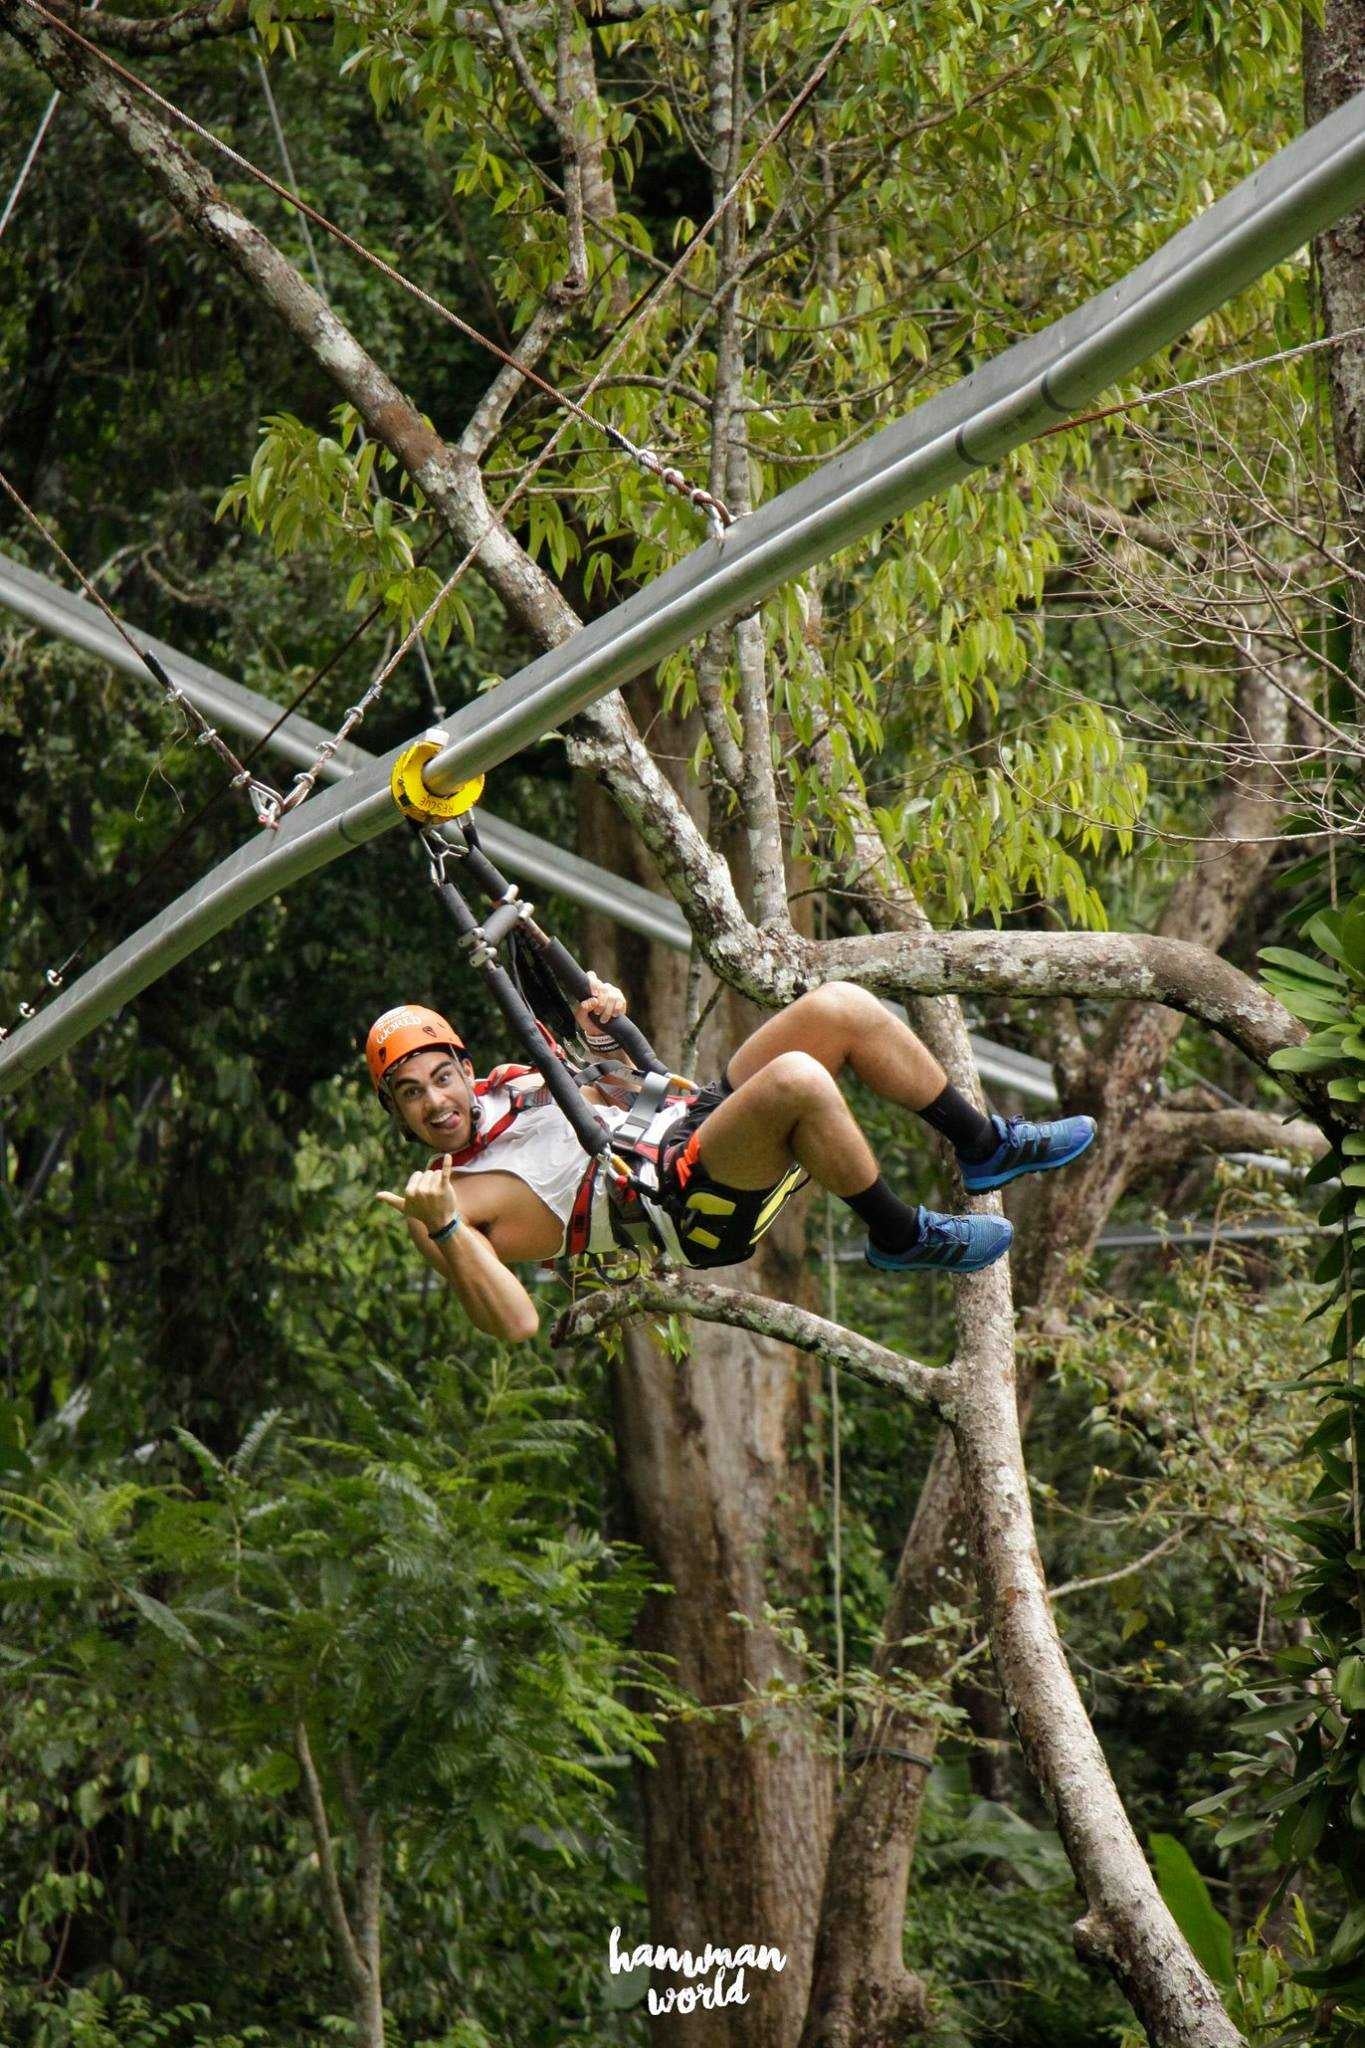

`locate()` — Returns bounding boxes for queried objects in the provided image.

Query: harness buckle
[421,828,462,891]
[611,1067,675,1149]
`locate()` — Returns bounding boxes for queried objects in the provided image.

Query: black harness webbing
[414,819,689,1247]
[610,1066,676,1148]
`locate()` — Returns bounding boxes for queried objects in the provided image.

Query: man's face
[387,1047,475,1151]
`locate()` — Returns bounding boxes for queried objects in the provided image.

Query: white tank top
[447,1083,684,1255]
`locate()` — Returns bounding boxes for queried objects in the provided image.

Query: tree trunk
[611,1303,833,2046]
[580,752,834,2047]
[804,661,1290,2040]
[1306,0,1365,691]
[798,1435,955,2046]
[949,1275,1241,2048]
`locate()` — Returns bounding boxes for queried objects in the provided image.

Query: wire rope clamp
[390,728,485,823]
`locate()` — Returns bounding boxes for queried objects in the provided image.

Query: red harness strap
[435,1059,698,1261]
[563,1156,602,1258]
[561,1127,684,1260]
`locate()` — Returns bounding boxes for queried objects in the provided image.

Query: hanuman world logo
[608,1925,788,2015]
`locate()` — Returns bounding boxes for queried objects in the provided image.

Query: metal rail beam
[829,1217,1327,1259]
[5,82,1365,1092]
[0,562,1317,1180]
[0,552,689,950]
[0,550,1064,1098]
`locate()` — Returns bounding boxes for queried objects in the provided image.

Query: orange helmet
[365,1005,466,1095]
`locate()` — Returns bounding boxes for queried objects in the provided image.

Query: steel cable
[2,0,861,1031]
[21,0,734,536]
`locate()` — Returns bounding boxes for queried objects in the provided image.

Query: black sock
[918,1082,997,1163]
[843,1175,922,1253]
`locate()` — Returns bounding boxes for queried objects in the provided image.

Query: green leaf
[1261,947,1349,988]
[1342,907,1365,976]
[244,1751,301,1798]
[1185,1789,1232,1818]
[1329,1900,1365,1966]
[1270,1045,1348,1075]
[1149,1834,1235,1986]
[1338,1654,1365,1712]
[1277,989,1355,1025]
[1214,1812,1267,1849]
[1305,911,1349,967]
[122,1586,201,1654]
[1286,1789,1331,1861]
[1233,1699,1309,1735]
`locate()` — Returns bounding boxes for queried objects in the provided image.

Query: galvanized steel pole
[5,83,1365,1091]
[0,552,1069,1101]
[0,551,692,949]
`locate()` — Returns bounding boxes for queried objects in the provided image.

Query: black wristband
[429,1213,462,1244]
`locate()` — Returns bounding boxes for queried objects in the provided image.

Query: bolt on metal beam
[5,82,1365,1093]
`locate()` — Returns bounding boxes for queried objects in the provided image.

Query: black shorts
[655,1084,806,1270]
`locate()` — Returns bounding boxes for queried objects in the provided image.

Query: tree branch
[1049,1526,1188,1603]
[836,929,1315,1105]
[800,582,976,1084]
[553,1275,952,1408]
[458,298,577,461]
[462,0,626,460]
[40,0,708,56]
[1140,1104,1328,1171]
[487,0,561,128]
[40,0,261,54]
[693,627,749,793]
[696,0,789,926]
[1046,994,1090,1100]
[293,1720,368,1998]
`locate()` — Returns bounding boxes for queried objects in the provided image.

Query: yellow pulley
[390,730,485,823]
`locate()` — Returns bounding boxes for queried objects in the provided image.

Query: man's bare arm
[411,1214,541,1343]
[378,1165,540,1344]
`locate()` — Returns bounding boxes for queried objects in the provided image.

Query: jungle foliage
[0,0,1357,2041]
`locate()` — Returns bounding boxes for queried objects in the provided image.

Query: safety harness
[435,1064,556,1168]
[563,1066,701,1264]
[436,1058,703,1265]
[393,752,799,1271]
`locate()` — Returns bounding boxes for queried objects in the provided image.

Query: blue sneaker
[864,1205,1013,1274]
[960,1112,1097,1192]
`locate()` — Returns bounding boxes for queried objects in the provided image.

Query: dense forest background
[3,1,1365,2043]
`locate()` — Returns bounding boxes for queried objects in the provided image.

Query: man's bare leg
[695,989,959,1261]
[725,981,948,1110]
[695,1050,882,1195]
[692,1040,1015,1271]
[702,982,983,1198]
[689,980,1094,1273]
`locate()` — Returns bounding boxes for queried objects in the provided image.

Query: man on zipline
[372,980,1095,1344]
